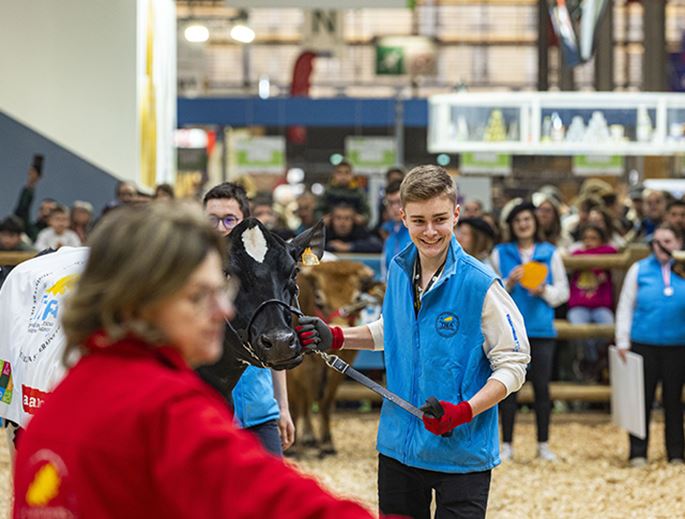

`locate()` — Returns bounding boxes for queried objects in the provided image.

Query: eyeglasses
[209,214,240,230]
[185,277,240,313]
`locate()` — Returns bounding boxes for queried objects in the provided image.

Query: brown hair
[400,165,456,206]
[61,201,225,358]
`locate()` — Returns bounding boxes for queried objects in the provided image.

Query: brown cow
[288,260,382,457]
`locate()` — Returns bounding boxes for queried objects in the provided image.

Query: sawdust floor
[2,412,684,518]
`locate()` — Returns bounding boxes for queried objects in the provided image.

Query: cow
[0,218,324,437]
[196,218,325,399]
[287,260,383,457]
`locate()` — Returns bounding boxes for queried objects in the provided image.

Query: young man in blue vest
[297,165,530,518]
[203,182,295,455]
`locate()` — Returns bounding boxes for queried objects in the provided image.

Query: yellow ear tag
[301,247,320,266]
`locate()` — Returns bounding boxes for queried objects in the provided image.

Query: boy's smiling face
[401,195,459,262]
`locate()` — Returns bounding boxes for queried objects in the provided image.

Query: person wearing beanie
[491,201,569,463]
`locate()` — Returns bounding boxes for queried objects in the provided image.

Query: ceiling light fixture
[184,23,209,43]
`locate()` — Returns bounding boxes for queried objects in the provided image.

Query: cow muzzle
[255,330,304,369]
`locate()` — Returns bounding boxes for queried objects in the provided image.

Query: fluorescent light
[184,24,209,43]
[230,24,255,44]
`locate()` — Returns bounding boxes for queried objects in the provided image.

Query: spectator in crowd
[70,200,94,244]
[455,217,496,269]
[481,212,502,243]
[34,205,81,250]
[628,184,645,222]
[324,202,382,254]
[251,194,294,240]
[379,180,411,274]
[294,191,318,236]
[567,224,617,382]
[317,160,370,224]
[462,198,484,219]
[534,194,570,251]
[13,161,56,242]
[640,189,667,241]
[602,192,634,238]
[101,181,137,216]
[568,196,602,242]
[491,202,569,462]
[385,166,405,186]
[154,183,175,200]
[203,182,294,456]
[296,165,529,518]
[13,201,377,518]
[587,206,626,250]
[665,200,685,234]
[376,167,406,231]
[616,223,685,467]
[0,215,34,252]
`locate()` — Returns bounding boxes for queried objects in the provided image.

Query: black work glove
[295,316,344,352]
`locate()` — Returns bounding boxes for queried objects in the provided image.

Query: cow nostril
[286,332,298,350]
[260,335,273,349]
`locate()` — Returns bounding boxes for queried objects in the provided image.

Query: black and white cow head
[225,218,324,371]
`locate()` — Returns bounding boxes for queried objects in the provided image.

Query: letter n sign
[302,9,344,55]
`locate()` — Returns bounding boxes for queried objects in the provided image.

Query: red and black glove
[295,316,344,352]
[420,399,473,436]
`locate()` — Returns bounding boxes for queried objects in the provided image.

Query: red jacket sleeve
[151,393,377,519]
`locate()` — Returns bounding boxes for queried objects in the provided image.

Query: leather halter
[226,297,303,368]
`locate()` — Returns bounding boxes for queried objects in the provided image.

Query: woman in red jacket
[13,201,376,519]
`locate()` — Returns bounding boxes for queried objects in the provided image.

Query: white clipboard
[608,346,646,440]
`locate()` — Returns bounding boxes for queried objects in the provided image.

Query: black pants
[629,343,685,461]
[245,419,282,457]
[500,338,556,443]
[378,454,491,519]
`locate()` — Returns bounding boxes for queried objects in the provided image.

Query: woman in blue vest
[615,223,685,467]
[297,165,531,518]
[491,202,569,462]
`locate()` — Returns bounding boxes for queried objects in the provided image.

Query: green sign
[460,152,512,176]
[573,155,623,176]
[345,136,397,173]
[376,45,405,75]
[234,136,285,174]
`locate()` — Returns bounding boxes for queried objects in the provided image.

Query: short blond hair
[400,165,457,206]
[62,201,225,357]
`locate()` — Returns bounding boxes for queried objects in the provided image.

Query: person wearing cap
[491,201,569,462]
[615,223,685,467]
[455,217,496,270]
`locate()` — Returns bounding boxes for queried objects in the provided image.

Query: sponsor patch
[22,385,49,415]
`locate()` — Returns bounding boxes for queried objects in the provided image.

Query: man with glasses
[203,182,295,455]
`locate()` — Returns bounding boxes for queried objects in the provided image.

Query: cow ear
[288,219,325,262]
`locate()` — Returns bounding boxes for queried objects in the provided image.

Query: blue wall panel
[0,111,117,221]
[178,97,429,128]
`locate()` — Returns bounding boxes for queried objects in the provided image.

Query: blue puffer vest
[495,241,557,339]
[631,255,685,346]
[378,237,499,473]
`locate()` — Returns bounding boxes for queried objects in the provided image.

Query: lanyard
[413,257,446,315]
[662,262,674,297]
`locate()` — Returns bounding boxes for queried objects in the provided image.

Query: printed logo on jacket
[435,311,460,337]
[23,274,79,364]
